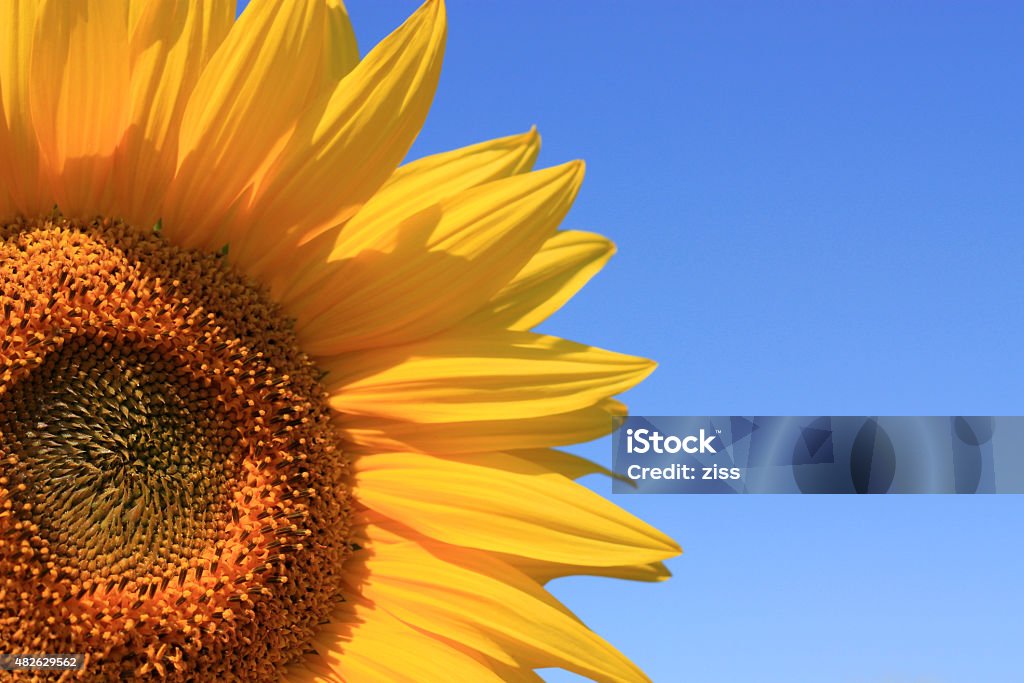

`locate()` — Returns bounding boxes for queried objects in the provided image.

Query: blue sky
[288,2,1024,681]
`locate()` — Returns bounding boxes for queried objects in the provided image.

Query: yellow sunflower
[0,1,680,681]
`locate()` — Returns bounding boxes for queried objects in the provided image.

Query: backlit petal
[355,452,679,566]
[0,2,44,214]
[362,535,650,682]
[325,329,654,423]
[112,0,233,228]
[274,128,539,306]
[310,602,506,682]
[504,557,672,584]
[464,229,615,331]
[338,398,626,454]
[296,162,582,354]
[323,0,359,83]
[161,0,328,246]
[509,447,623,481]
[228,0,447,277]
[29,0,130,216]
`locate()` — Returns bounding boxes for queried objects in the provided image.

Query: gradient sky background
[246,2,1024,681]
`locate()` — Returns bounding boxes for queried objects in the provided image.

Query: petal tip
[522,125,541,150]
[568,158,586,182]
[422,0,447,23]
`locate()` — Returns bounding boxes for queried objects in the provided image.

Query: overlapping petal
[229,0,448,276]
[503,555,672,584]
[325,329,654,423]
[0,2,41,215]
[112,1,233,228]
[337,398,627,454]
[464,229,616,331]
[301,602,506,682]
[295,162,582,354]
[357,531,650,682]
[275,128,540,306]
[0,99,13,217]
[322,0,360,84]
[511,446,622,481]
[355,451,678,566]
[29,0,129,216]
[161,0,330,246]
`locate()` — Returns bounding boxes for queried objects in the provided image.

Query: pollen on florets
[0,216,351,681]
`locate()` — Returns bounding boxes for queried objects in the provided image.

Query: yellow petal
[111,0,233,228]
[274,128,540,306]
[504,556,673,584]
[332,129,542,259]
[337,398,626,454]
[0,100,14,216]
[161,0,329,247]
[507,446,635,485]
[0,2,44,214]
[487,663,546,683]
[285,660,344,683]
[323,0,359,83]
[229,0,447,277]
[362,535,650,682]
[310,602,506,682]
[464,229,616,331]
[29,0,130,216]
[325,329,655,423]
[356,452,679,566]
[295,162,582,354]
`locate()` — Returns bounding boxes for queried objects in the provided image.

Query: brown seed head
[0,217,351,681]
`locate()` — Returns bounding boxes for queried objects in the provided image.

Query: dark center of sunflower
[0,216,351,681]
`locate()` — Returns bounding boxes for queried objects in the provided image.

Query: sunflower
[0,1,679,681]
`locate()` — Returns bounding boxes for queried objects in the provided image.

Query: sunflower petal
[504,556,673,584]
[323,0,359,83]
[338,398,626,454]
[29,0,130,216]
[504,446,630,482]
[310,602,506,682]
[356,452,678,566]
[0,2,44,214]
[330,129,542,259]
[488,662,547,683]
[325,329,654,423]
[275,128,540,307]
[285,660,344,683]
[111,1,233,228]
[362,535,650,682]
[161,0,328,247]
[229,0,447,276]
[0,98,14,216]
[295,162,582,354]
[464,229,616,331]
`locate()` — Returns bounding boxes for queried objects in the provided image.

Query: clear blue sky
[251,2,1024,681]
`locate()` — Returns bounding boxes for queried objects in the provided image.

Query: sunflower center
[0,216,351,680]
[4,338,237,577]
